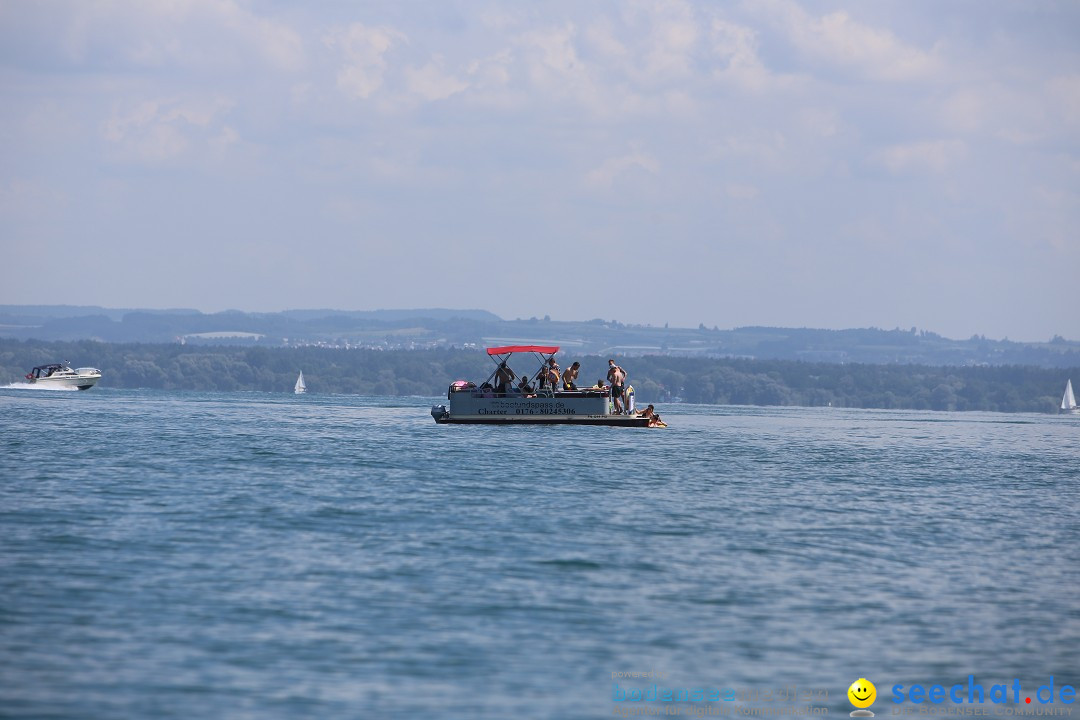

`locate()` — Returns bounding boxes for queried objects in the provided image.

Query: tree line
[1,339,1074,413]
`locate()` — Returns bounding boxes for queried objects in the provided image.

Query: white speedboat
[25,363,101,390]
[430,345,654,426]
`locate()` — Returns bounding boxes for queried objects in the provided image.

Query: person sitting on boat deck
[495,361,517,394]
[517,375,536,398]
[637,404,655,419]
[562,361,580,391]
[607,359,626,413]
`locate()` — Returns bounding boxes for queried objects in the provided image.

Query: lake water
[2,388,1078,719]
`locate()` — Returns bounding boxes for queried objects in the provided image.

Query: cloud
[103,96,235,163]
[583,17,629,64]
[465,49,514,89]
[631,0,700,83]
[404,58,469,101]
[937,73,1080,149]
[875,140,966,174]
[584,150,659,189]
[769,1,940,81]
[575,0,704,90]
[711,131,788,164]
[326,23,404,99]
[44,1,306,73]
[709,18,771,90]
[518,23,585,87]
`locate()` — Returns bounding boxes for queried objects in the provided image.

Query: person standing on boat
[538,356,560,393]
[607,359,626,414]
[562,362,580,391]
[495,361,517,395]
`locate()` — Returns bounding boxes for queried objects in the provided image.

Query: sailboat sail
[1063,379,1077,411]
[295,371,306,395]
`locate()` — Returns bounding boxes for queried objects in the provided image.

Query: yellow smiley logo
[848,678,877,709]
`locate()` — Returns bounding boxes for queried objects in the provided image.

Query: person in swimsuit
[607,359,626,414]
[541,357,560,393]
[495,361,516,394]
[562,361,580,391]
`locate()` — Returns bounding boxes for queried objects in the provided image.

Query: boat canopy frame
[481,345,561,395]
[30,363,68,374]
[27,362,72,379]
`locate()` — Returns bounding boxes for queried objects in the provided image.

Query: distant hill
[0,304,199,321]
[0,305,1077,368]
[278,308,502,322]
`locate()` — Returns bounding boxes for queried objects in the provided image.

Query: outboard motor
[430,405,449,423]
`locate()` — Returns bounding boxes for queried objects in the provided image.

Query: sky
[1,1,1078,341]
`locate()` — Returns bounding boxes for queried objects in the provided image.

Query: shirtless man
[561,361,580,391]
[607,359,626,414]
[495,361,516,394]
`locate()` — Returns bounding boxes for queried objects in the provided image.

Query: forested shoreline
[1,339,1074,413]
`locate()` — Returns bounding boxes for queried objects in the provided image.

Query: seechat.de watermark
[889,677,1075,715]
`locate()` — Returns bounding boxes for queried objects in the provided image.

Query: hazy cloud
[101,95,239,166]
[876,139,966,175]
[784,6,940,81]
[585,150,660,189]
[327,23,403,100]
[0,1,1076,340]
[404,58,470,101]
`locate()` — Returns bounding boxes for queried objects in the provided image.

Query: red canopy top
[487,345,559,356]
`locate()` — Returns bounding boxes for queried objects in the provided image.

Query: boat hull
[435,388,651,426]
[29,374,100,390]
[436,413,650,427]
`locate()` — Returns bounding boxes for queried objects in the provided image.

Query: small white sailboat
[294,371,307,395]
[1062,379,1078,414]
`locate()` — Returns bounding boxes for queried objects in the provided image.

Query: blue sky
[1,1,1077,340]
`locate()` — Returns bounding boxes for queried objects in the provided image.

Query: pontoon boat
[431,345,655,426]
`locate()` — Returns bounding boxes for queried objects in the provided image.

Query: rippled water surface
[2,389,1078,719]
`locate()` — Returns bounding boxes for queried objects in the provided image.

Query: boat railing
[448,381,611,400]
[464,389,610,399]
